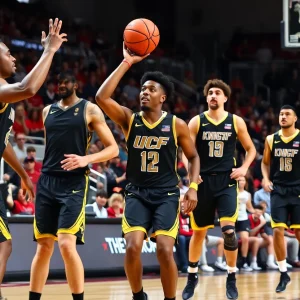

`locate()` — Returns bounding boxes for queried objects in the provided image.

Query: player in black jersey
[96,45,200,300]
[262,105,300,293]
[28,71,118,300]
[182,79,256,300]
[0,18,65,300]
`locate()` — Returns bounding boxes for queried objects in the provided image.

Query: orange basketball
[123,18,160,56]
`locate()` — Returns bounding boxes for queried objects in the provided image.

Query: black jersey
[270,130,300,186]
[0,104,14,159]
[42,99,92,176]
[196,112,237,174]
[126,112,179,188]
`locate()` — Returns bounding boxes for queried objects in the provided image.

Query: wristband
[122,59,132,68]
[189,182,198,191]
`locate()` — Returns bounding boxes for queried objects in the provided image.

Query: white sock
[188,266,198,273]
[267,254,274,263]
[277,259,287,272]
[252,256,257,263]
[227,266,236,274]
[217,257,223,263]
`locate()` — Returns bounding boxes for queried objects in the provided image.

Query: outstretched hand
[41,18,68,52]
[123,43,149,65]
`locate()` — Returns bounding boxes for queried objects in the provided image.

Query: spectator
[25,108,44,139]
[26,146,42,173]
[12,103,29,135]
[123,78,139,102]
[107,193,124,218]
[85,190,108,218]
[6,186,35,215]
[41,80,59,106]
[199,235,227,272]
[253,180,271,214]
[13,132,27,162]
[285,229,300,268]
[23,156,41,194]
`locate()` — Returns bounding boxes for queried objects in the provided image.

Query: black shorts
[271,184,300,229]
[34,173,89,244]
[191,172,238,230]
[122,184,180,241]
[0,193,11,243]
[236,219,250,233]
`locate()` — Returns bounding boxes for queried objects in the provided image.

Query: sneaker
[226,273,238,300]
[250,262,262,271]
[286,262,293,269]
[240,263,253,272]
[200,264,215,272]
[132,292,148,300]
[267,262,279,270]
[215,261,228,271]
[182,274,199,300]
[276,272,291,293]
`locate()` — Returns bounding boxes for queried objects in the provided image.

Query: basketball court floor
[3,271,300,299]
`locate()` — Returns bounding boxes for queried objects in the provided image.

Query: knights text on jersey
[126,112,179,188]
[196,111,237,174]
[270,129,300,186]
[0,104,15,159]
[42,99,92,176]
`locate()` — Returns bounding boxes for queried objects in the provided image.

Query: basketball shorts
[190,172,238,230]
[236,219,250,233]
[34,173,89,244]
[271,184,300,229]
[0,193,11,242]
[122,184,180,241]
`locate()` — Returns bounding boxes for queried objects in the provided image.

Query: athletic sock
[133,288,145,300]
[29,291,41,300]
[72,292,84,300]
[187,261,198,275]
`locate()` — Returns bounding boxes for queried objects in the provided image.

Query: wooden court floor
[3,271,300,299]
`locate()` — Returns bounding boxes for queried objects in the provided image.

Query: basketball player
[28,71,119,300]
[182,79,256,300]
[0,18,65,300]
[261,105,300,293]
[96,45,200,300]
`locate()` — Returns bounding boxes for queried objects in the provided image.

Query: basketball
[123,18,160,56]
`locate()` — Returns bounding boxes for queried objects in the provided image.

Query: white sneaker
[214,261,227,271]
[250,262,262,271]
[200,264,215,272]
[240,263,253,271]
[287,262,293,269]
[267,262,279,270]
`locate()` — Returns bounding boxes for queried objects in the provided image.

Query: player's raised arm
[176,117,200,214]
[61,104,119,171]
[96,43,148,128]
[231,115,256,179]
[0,18,67,103]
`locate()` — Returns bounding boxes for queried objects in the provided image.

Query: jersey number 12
[141,151,159,172]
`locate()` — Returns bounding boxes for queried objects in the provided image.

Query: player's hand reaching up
[123,43,149,65]
[21,175,35,202]
[182,188,198,214]
[61,154,89,171]
[41,18,68,53]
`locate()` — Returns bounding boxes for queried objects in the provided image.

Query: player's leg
[151,186,179,300]
[29,174,58,300]
[206,235,226,270]
[270,187,290,293]
[123,186,152,300]
[182,177,215,300]
[56,175,89,299]
[0,195,12,299]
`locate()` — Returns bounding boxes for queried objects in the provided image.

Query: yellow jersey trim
[204,111,228,126]
[233,115,238,134]
[140,111,167,129]
[278,129,300,144]
[196,115,201,134]
[125,113,135,141]
[0,103,8,114]
[267,134,274,151]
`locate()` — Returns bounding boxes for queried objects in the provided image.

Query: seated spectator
[199,235,227,272]
[285,229,300,268]
[25,108,44,139]
[176,206,192,273]
[23,156,41,194]
[13,132,27,162]
[249,205,278,270]
[12,103,29,135]
[253,180,271,214]
[6,186,35,215]
[85,190,108,218]
[107,193,124,218]
[26,146,42,173]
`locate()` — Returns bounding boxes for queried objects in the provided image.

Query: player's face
[0,43,16,78]
[140,80,166,112]
[207,88,227,110]
[279,109,297,128]
[58,77,77,99]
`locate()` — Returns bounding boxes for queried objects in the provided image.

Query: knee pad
[222,225,238,251]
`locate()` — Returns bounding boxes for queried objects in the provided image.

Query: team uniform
[191,111,238,230]
[0,103,14,242]
[268,129,300,229]
[122,111,180,241]
[34,99,91,244]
